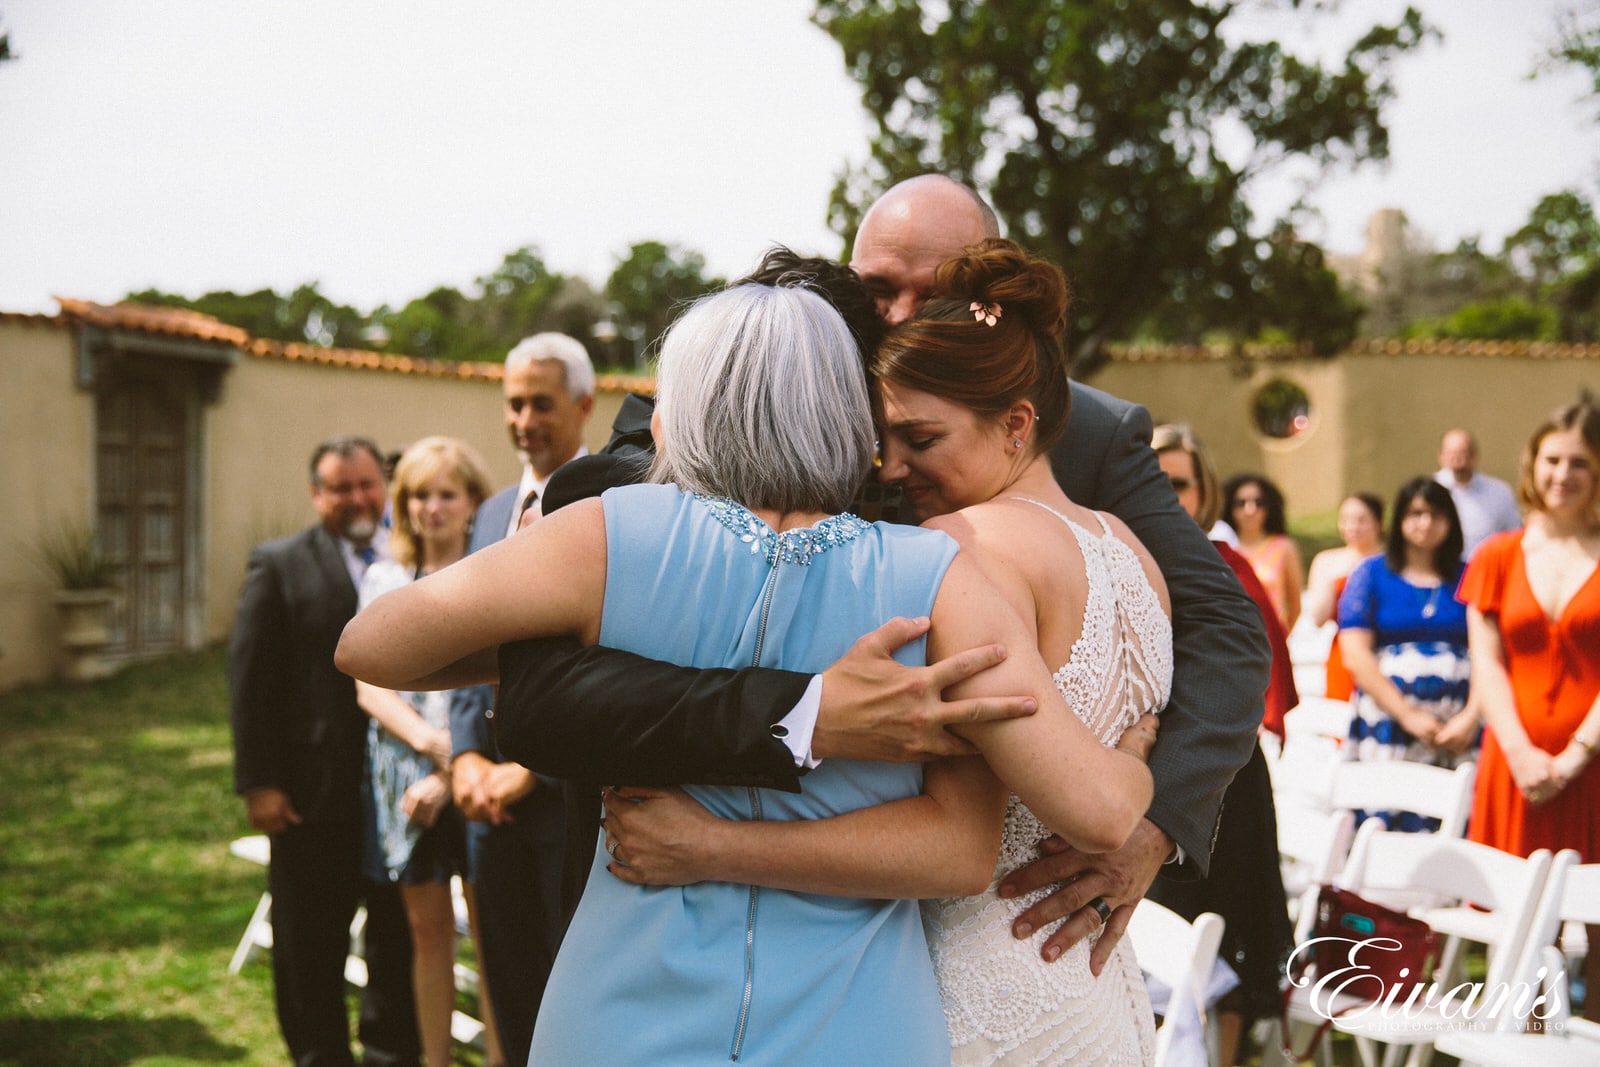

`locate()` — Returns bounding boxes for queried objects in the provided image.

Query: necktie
[519,488,540,520]
[357,545,378,571]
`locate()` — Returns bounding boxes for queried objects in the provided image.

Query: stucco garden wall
[1,317,98,690]
[1094,345,1597,519]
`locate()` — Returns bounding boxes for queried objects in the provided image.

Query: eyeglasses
[1168,477,1194,492]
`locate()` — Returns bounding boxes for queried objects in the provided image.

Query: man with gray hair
[447,333,593,1065]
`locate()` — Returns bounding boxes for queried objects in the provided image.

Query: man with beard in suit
[230,434,419,1067]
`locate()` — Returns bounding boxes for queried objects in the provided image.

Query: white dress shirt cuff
[772,675,824,770]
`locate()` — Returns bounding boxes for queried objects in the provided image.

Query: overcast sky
[2,0,1597,317]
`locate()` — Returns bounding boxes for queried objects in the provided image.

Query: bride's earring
[1012,439,1023,450]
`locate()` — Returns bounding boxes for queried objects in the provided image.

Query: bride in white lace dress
[916,497,1170,1065]
[602,240,1171,1065]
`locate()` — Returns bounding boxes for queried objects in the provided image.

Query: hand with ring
[996,818,1174,972]
[601,785,722,886]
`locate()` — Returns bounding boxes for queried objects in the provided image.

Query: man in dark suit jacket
[497,177,1271,970]
[446,333,594,1066]
[229,435,418,1067]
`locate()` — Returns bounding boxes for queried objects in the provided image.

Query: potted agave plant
[35,522,121,683]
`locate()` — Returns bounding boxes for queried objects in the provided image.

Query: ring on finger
[607,838,621,860]
[1086,897,1112,928]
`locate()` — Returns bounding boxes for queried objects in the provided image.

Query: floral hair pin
[970,300,1002,327]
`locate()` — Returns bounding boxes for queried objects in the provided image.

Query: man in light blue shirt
[1435,427,1522,556]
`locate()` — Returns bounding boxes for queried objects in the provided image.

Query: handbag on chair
[1281,884,1440,1060]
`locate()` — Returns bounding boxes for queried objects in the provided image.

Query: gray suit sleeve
[1065,397,1270,876]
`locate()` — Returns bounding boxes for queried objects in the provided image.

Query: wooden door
[96,375,187,656]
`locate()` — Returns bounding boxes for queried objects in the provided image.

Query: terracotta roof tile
[33,300,1600,369]
[0,310,63,328]
[55,297,250,346]
[1105,338,1600,363]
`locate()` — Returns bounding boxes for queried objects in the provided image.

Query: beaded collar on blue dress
[697,494,869,566]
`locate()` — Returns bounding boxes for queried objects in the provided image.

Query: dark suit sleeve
[492,636,811,792]
[229,545,289,796]
[1084,401,1270,877]
[449,683,495,759]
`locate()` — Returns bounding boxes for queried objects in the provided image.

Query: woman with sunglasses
[1222,472,1303,631]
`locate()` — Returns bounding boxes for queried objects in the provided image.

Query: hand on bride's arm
[996,819,1173,973]
[1116,713,1159,763]
[602,786,726,886]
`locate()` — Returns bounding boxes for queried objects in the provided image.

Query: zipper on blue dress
[730,564,780,1061]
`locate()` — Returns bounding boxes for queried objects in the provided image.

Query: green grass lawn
[0,647,489,1067]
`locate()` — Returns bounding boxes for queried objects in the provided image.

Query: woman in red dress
[1459,400,1600,1021]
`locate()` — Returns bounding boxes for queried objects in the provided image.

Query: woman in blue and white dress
[337,277,1155,1066]
[1338,476,1480,830]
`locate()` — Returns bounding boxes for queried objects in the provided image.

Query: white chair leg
[1435,933,1466,988]
[228,890,274,974]
[344,905,368,987]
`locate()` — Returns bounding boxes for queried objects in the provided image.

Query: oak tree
[814,0,1430,370]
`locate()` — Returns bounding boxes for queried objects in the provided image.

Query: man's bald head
[1439,427,1478,483]
[850,175,1001,325]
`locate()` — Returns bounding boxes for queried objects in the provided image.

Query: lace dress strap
[1010,496,1114,541]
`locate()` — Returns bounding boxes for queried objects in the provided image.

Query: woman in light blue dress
[337,278,1154,1065]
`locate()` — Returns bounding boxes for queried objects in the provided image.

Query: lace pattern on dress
[696,494,869,566]
[923,499,1172,1066]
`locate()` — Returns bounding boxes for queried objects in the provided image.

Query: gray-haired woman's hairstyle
[648,284,875,514]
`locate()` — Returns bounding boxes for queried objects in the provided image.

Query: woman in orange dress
[1460,400,1600,1021]
[1304,492,1385,699]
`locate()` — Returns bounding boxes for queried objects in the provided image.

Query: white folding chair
[1269,698,1353,826]
[227,835,274,974]
[1276,801,1357,937]
[1330,760,1520,989]
[1274,759,1473,944]
[1435,850,1600,1067]
[1324,761,1477,929]
[1280,822,1553,1067]
[1127,899,1226,1067]
[226,837,485,1048]
[1287,618,1336,699]
[1326,760,1476,839]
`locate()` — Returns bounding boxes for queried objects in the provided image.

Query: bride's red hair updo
[872,238,1074,454]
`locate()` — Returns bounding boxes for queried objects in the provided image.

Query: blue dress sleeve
[1338,556,1381,631]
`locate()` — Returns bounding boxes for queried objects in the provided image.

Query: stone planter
[54,589,120,683]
